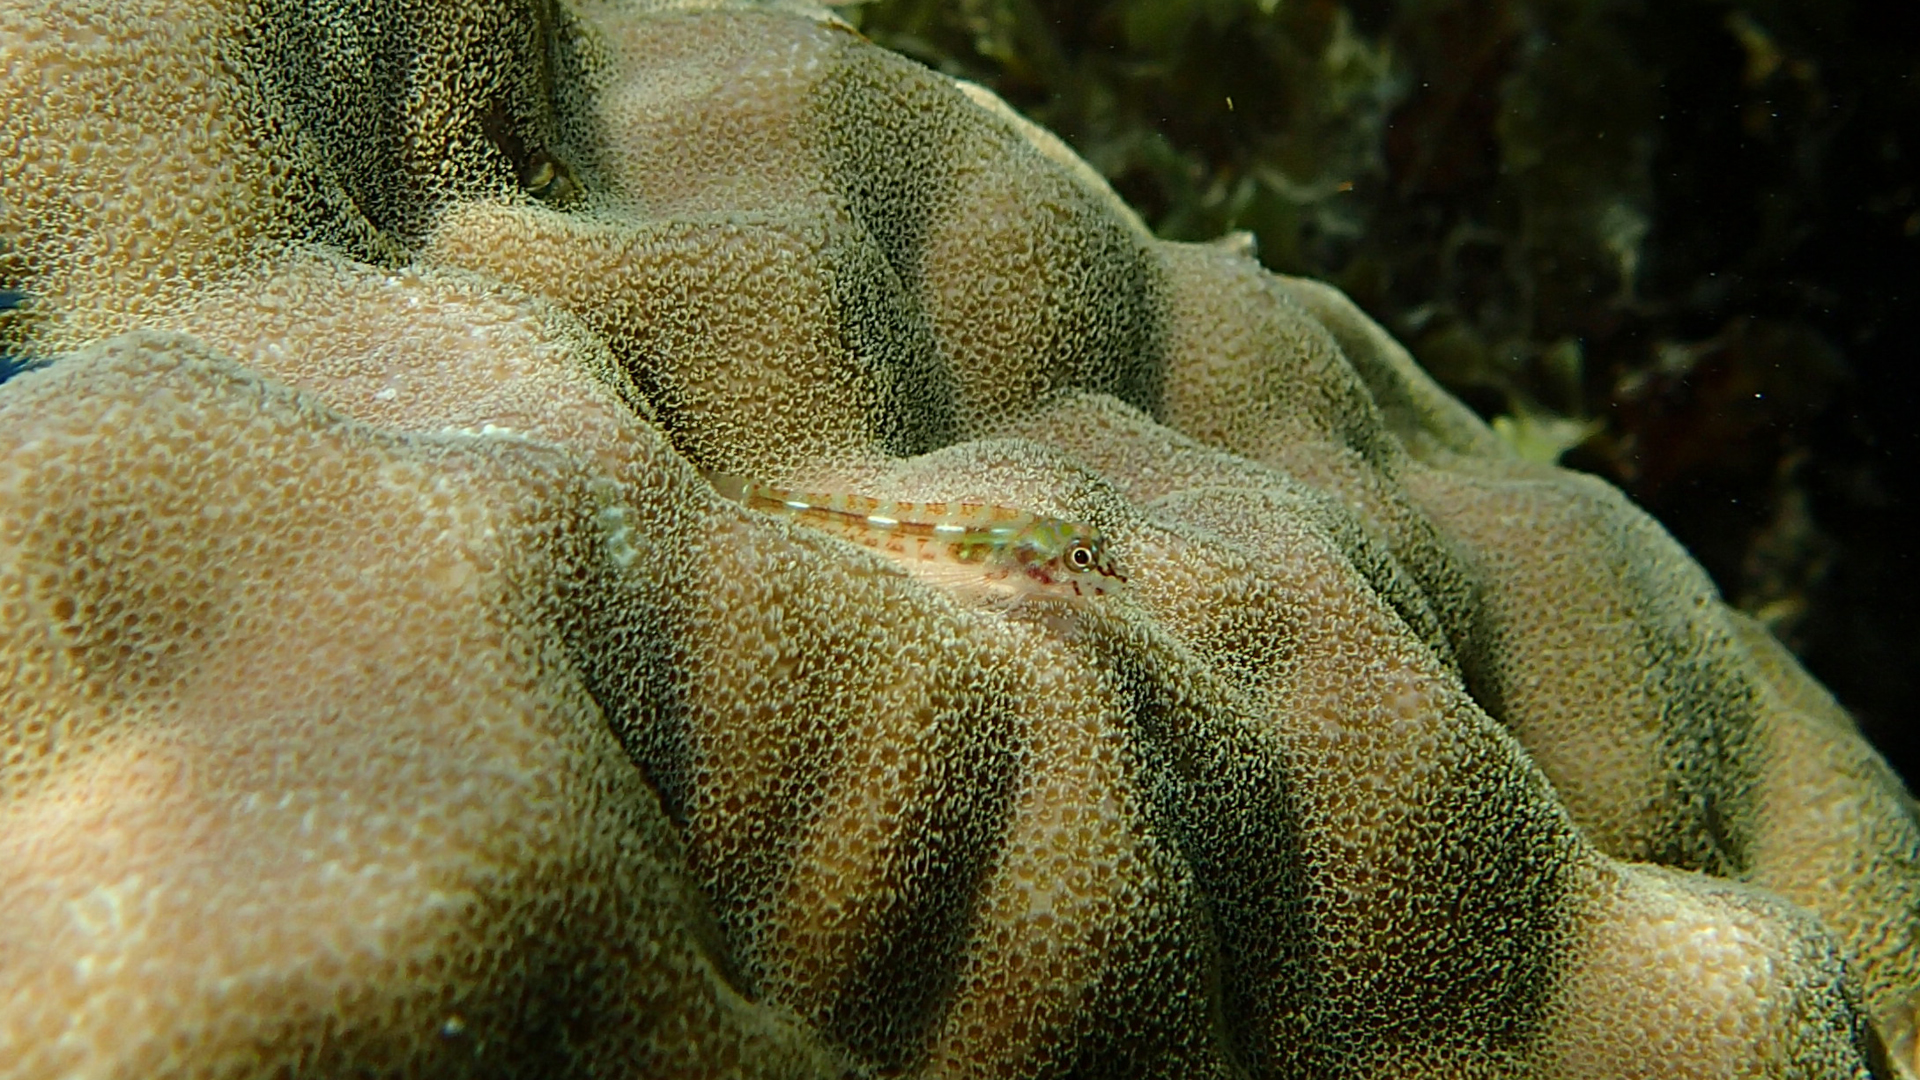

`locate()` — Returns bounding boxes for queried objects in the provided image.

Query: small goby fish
[712,475,1126,604]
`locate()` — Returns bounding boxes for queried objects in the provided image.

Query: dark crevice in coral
[225,0,577,255]
[818,49,965,456]
[0,289,41,385]
[1100,644,1306,1076]
[821,697,1021,1072]
[0,352,42,387]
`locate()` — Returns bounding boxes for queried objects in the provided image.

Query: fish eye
[1069,543,1095,569]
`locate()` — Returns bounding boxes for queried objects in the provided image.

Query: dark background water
[855,0,1920,783]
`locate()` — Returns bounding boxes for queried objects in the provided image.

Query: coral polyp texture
[1,1,1915,1077]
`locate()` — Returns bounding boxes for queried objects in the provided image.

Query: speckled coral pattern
[1,0,1916,1077]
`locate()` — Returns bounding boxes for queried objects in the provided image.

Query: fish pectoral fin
[699,469,751,504]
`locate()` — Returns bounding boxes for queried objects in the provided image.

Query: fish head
[1009,519,1127,600]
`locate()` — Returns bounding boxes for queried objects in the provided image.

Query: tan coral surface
[2,0,1917,1077]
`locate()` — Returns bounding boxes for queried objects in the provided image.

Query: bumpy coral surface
[1,1,1916,1077]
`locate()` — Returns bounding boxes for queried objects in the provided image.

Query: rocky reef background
[850,0,1920,780]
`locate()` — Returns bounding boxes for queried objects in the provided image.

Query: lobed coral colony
[2,0,1917,1077]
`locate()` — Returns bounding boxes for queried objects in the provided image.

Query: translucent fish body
[723,478,1126,604]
